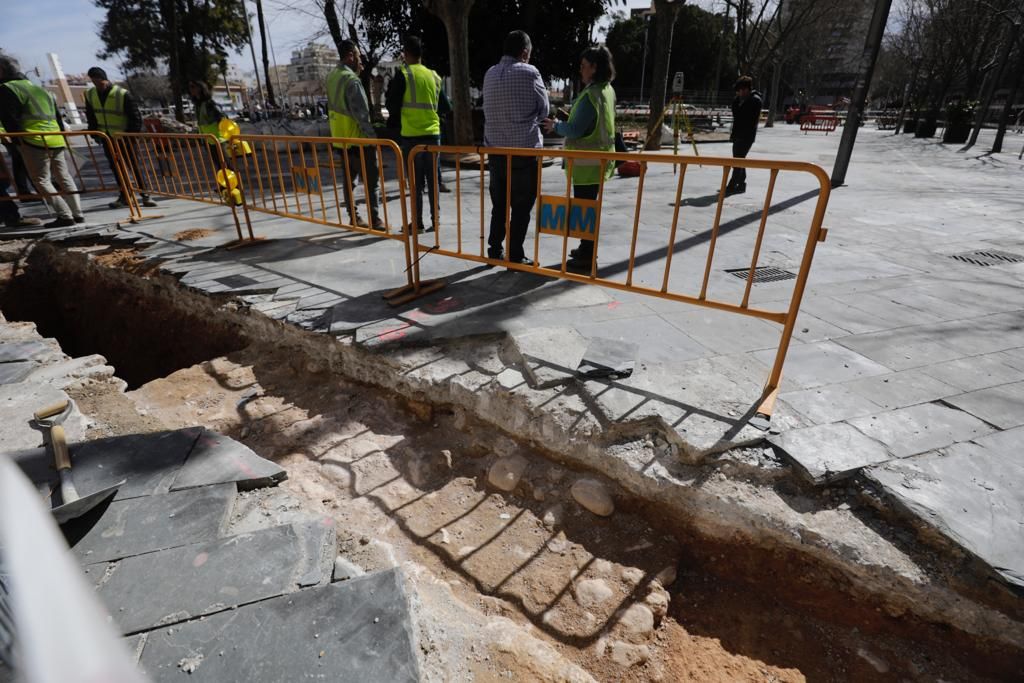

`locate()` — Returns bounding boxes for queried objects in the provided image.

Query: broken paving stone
[138,570,418,683]
[333,556,366,581]
[487,454,528,492]
[170,429,286,491]
[574,578,614,610]
[511,327,589,388]
[0,360,36,384]
[571,478,615,517]
[616,603,655,638]
[577,337,638,380]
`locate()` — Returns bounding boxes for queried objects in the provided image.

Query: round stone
[487,455,528,492]
[574,578,614,609]
[570,478,614,517]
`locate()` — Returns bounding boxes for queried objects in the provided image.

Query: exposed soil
[173,228,217,241]
[1,242,1019,682]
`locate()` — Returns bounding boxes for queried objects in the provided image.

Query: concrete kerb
[20,240,1024,653]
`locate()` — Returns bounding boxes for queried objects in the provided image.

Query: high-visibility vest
[197,100,226,143]
[1,79,65,148]
[326,66,368,149]
[86,84,128,133]
[564,82,615,185]
[400,63,441,137]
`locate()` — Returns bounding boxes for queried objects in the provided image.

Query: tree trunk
[966,21,1019,150]
[764,60,782,128]
[323,0,346,57]
[645,0,682,150]
[992,43,1024,153]
[422,0,476,145]
[159,0,184,121]
[255,0,275,107]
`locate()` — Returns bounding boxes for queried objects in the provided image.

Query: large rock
[488,455,528,492]
[570,478,614,517]
[616,603,655,638]
[574,578,614,609]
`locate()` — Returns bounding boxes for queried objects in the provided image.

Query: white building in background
[286,43,338,101]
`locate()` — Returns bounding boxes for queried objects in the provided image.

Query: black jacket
[731,90,762,142]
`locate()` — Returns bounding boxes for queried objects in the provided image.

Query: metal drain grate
[949,250,1024,267]
[725,266,796,283]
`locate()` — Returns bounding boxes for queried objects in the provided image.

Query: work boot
[724,182,746,196]
[3,216,42,228]
[43,217,75,228]
[371,217,386,232]
[140,195,158,208]
[73,216,86,224]
[438,181,451,193]
[107,198,128,209]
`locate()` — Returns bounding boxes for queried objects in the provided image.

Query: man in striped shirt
[482,30,549,266]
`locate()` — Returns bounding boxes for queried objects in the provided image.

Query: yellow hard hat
[216,169,238,190]
[218,118,240,140]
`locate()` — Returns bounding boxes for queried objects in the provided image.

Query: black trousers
[487,155,539,260]
[730,138,754,186]
[338,145,380,223]
[2,142,34,196]
[572,184,600,260]
[101,138,148,201]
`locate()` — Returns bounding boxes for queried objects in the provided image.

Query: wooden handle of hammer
[50,424,71,472]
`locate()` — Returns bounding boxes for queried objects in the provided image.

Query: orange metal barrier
[113,132,255,245]
[1,131,139,221]
[403,145,832,417]
[801,116,839,133]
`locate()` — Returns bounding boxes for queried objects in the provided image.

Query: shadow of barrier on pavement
[1,131,140,223]
[403,144,832,418]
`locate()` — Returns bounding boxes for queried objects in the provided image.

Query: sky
[0,0,712,83]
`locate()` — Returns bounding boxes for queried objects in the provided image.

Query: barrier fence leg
[221,145,264,249]
[113,136,163,224]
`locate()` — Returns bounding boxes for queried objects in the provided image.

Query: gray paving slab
[920,354,1024,392]
[769,422,892,484]
[0,361,36,384]
[0,383,88,453]
[94,520,336,634]
[841,369,959,411]
[137,569,418,683]
[511,327,589,387]
[72,483,236,563]
[754,340,892,389]
[973,425,1024,452]
[779,383,883,424]
[943,381,1024,430]
[170,429,286,491]
[574,314,708,366]
[662,307,782,354]
[834,327,964,372]
[864,442,1024,589]
[0,340,62,364]
[577,337,639,379]
[847,402,996,458]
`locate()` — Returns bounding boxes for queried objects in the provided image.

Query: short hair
[503,30,531,58]
[0,55,20,80]
[188,79,211,101]
[338,40,358,59]
[734,76,753,90]
[581,45,615,84]
[403,35,423,58]
[87,66,108,80]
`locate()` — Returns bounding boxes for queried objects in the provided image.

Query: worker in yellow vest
[0,55,84,228]
[325,40,383,231]
[385,36,451,233]
[187,80,231,170]
[542,46,617,271]
[0,123,42,229]
[85,66,157,209]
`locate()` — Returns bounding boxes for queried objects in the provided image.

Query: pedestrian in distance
[726,75,762,196]
[85,66,158,209]
[385,35,451,233]
[542,45,617,272]
[482,30,549,267]
[326,40,384,231]
[0,55,85,228]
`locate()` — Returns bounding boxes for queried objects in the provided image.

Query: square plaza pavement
[17,124,1024,591]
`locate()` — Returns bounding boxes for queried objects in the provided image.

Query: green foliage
[95,0,249,84]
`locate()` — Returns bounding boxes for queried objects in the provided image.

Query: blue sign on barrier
[292,167,321,194]
[537,195,599,240]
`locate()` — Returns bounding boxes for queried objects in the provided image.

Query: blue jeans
[401,135,439,229]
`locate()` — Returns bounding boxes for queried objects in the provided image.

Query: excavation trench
[1,242,1021,682]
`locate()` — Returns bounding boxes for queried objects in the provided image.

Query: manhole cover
[725,266,796,283]
[949,250,1024,266]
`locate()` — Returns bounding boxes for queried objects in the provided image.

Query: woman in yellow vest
[188,80,231,171]
[543,46,616,271]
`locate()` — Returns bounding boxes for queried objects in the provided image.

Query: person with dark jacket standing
[726,76,762,196]
[85,66,157,209]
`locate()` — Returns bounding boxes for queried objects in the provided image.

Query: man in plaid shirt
[482,30,549,266]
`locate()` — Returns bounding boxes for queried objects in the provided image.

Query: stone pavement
[6,126,1023,596]
[0,313,420,682]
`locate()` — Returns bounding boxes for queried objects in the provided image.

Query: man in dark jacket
[726,76,762,195]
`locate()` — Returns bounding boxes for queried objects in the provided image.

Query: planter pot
[901,119,918,135]
[943,123,970,144]
[915,117,937,138]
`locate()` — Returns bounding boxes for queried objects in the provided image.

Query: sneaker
[506,257,534,269]
[566,256,594,272]
[43,217,75,228]
[140,196,158,208]
[3,216,42,228]
[73,216,86,224]
[724,183,746,196]
[108,198,128,209]
[438,182,451,193]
